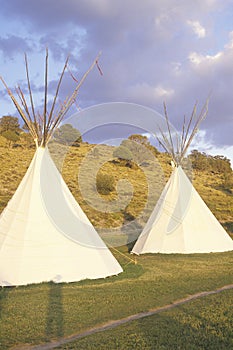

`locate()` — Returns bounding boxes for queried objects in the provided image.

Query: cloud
[154,85,174,97]
[188,51,222,64]
[186,20,206,38]
[191,129,233,166]
[0,35,32,58]
[0,0,232,164]
[224,30,233,49]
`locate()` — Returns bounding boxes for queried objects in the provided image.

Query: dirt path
[19,283,233,350]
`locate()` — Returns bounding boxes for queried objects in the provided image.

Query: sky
[0,0,233,165]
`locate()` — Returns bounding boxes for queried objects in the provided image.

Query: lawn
[57,290,233,350]
[0,249,232,349]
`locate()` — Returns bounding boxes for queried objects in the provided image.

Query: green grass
[0,249,233,349]
[56,290,233,350]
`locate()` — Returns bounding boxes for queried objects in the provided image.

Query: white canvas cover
[132,166,233,254]
[0,147,122,286]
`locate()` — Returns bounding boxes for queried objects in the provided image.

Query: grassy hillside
[0,143,232,239]
[0,147,34,211]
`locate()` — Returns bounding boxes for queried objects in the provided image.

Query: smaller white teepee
[0,50,123,286]
[132,102,233,254]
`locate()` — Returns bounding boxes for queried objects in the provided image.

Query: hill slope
[0,144,232,239]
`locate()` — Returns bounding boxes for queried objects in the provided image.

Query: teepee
[132,102,233,254]
[0,50,122,286]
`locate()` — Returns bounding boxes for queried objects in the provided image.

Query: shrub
[53,124,82,146]
[189,150,232,173]
[113,145,133,161]
[113,145,134,167]
[1,130,20,148]
[96,173,115,195]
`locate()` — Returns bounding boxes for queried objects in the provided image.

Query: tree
[53,124,82,146]
[0,116,20,134]
[128,134,159,155]
[213,155,232,174]
[120,136,158,166]
[22,121,41,133]
[113,145,133,165]
[128,134,150,146]
[188,150,209,171]
[222,172,233,192]
[19,132,35,149]
[1,130,20,148]
[189,150,232,174]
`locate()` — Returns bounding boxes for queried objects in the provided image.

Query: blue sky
[0,0,233,164]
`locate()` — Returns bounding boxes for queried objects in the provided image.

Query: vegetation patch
[56,290,233,350]
[96,172,115,195]
[0,250,233,349]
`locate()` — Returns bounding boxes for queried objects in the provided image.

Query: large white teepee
[132,102,233,255]
[0,50,122,286]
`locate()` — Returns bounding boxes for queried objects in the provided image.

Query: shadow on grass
[63,299,233,349]
[74,260,145,288]
[223,222,233,235]
[46,282,64,340]
[215,185,233,196]
[0,286,12,320]
[123,311,233,350]
[122,212,143,253]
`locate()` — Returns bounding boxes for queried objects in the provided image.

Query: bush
[1,130,20,148]
[53,124,82,146]
[113,145,133,161]
[189,150,232,173]
[96,173,115,195]
[113,145,134,167]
